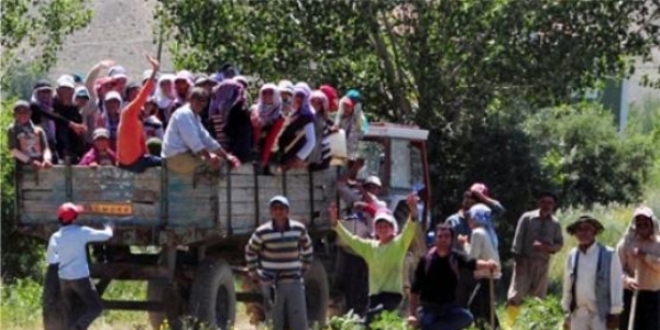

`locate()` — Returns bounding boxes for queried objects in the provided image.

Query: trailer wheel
[189,258,236,329]
[43,265,66,330]
[147,280,185,330]
[304,260,329,327]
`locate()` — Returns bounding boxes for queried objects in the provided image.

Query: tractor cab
[356,122,431,227]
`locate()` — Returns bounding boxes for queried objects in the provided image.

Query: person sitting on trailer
[8,100,53,170]
[162,87,241,175]
[277,85,316,171]
[616,206,660,330]
[116,54,163,173]
[79,128,116,167]
[49,202,113,330]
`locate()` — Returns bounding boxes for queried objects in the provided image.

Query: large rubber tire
[304,260,330,328]
[189,258,236,329]
[43,265,67,330]
[147,280,187,330]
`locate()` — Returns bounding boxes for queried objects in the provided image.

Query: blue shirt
[50,224,113,280]
[445,201,505,237]
[162,104,221,158]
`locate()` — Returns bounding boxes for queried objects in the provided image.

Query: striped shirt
[245,219,313,280]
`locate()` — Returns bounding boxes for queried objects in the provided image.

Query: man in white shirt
[562,215,623,330]
[161,87,240,174]
[49,202,114,330]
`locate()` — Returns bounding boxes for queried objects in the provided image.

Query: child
[79,128,117,166]
[8,100,53,170]
[142,97,164,140]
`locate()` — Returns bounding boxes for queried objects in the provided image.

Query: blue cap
[346,89,362,102]
[268,195,290,208]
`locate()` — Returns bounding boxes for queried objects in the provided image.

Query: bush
[524,102,656,209]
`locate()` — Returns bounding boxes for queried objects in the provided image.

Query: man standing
[445,183,504,308]
[407,224,498,330]
[245,196,313,330]
[49,203,114,330]
[616,206,660,330]
[507,192,564,322]
[162,87,241,174]
[561,215,623,330]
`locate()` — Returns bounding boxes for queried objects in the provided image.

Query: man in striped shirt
[245,195,313,330]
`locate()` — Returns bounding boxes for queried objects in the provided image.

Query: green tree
[1,0,92,281]
[524,102,656,208]
[158,0,659,227]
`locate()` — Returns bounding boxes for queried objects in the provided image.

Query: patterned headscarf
[210,78,245,122]
[469,203,499,249]
[292,85,313,116]
[310,90,329,114]
[257,83,282,124]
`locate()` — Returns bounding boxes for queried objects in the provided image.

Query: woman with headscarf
[308,90,335,171]
[616,206,660,330]
[209,78,253,162]
[154,74,177,126]
[464,203,501,330]
[276,85,317,171]
[335,89,369,179]
[250,83,285,173]
[278,80,295,116]
[173,70,194,109]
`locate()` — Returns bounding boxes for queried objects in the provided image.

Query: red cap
[319,85,339,112]
[57,203,84,223]
[470,183,489,196]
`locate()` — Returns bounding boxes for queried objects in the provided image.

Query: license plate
[85,203,133,216]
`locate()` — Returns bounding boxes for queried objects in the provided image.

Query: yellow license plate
[85,203,133,216]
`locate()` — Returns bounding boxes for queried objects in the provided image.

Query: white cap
[373,210,398,234]
[93,128,110,140]
[268,195,290,208]
[104,91,122,102]
[634,206,654,219]
[278,80,295,95]
[56,75,75,89]
[364,176,382,187]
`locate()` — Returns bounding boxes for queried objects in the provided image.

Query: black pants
[457,268,477,308]
[336,249,369,316]
[469,279,500,330]
[619,288,660,330]
[366,292,403,327]
[60,278,103,330]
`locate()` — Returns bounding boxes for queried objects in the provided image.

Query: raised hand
[145,54,160,72]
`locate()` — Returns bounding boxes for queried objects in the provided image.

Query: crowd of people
[30,55,659,330]
[9,54,369,176]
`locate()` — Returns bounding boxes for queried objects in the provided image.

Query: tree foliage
[524,102,656,208]
[0,0,92,80]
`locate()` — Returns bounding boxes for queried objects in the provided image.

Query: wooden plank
[20,170,65,189]
[21,189,56,201]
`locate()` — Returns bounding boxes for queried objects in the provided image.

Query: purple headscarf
[210,79,245,122]
[293,85,313,117]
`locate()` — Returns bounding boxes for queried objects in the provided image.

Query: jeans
[366,292,403,326]
[60,277,103,330]
[419,303,474,330]
[118,155,162,173]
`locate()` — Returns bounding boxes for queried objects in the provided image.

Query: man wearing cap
[334,175,387,315]
[116,54,164,173]
[245,196,313,330]
[616,206,660,330]
[53,74,87,163]
[561,215,623,330]
[49,202,113,330]
[194,74,218,136]
[507,191,564,323]
[445,183,504,308]
[8,100,53,170]
[162,87,241,174]
[79,128,117,166]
